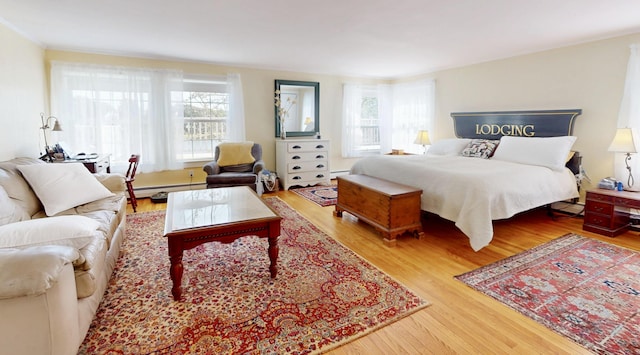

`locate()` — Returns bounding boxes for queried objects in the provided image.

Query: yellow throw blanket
[217,142,255,167]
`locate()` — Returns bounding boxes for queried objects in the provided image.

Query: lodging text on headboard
[451,109,582,140]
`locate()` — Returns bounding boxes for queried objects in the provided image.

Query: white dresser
[276,139,330,190]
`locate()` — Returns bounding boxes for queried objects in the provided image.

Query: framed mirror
[275,80,319,138]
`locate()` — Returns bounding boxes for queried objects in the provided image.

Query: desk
[57,154,111,173]
[583,188,640,237]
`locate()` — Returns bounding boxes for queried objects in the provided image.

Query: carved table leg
[170,253,184,301]
[268,235,279,278]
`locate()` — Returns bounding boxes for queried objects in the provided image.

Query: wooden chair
[125,154,140,212]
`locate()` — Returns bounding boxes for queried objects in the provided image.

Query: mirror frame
[275,79,320,138]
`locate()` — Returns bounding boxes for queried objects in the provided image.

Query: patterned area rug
[456,233,640,354]
[292,184,337,207]
[79,197,428,354]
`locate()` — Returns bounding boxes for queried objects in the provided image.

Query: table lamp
[39,112,63,161]
[414,130,431,154]
[608,127,637,190]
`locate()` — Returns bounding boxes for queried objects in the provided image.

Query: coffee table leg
[268,236,279,278]
[170,253,184,301]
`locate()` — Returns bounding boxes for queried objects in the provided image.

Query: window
[359,89,381,153]
[342,80,435,157]
[51,63,245,173]
[179,78,229,161]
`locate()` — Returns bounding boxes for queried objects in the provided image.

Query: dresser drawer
[287,171,330,183]
[585,200,613,215]
[586,191,614,203]
[287,161,328,173]
[286,141,328,152]
[613,197,640,209]
[585,210,628,227]
[286,152,328,162]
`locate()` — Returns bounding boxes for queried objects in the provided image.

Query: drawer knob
[293,176,302,180]
[316,174,325,178]
[316,155,325,159]
[316,164,325,169]
[292,145,302,149]
[292,166,301,170]
[593,206,604,212]
[292,155,301,160]
[316,145,325,149]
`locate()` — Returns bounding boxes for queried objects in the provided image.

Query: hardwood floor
[127,190,640,354]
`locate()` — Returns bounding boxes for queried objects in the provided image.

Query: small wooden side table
[583,188,640,237]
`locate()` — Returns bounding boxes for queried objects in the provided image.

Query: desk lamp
[608,127,638,190]
[414,130,431,154]
[39,112,63,161]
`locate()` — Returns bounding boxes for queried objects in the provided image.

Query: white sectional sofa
[0,157,127,355]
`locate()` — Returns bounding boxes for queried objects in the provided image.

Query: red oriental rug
[79,197,428,354]
[456,233,640,354]
[292,184,337,207]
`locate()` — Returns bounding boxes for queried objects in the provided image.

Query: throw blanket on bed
[350,155,578,251]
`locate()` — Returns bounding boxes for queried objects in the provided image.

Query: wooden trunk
[334,174,424,246]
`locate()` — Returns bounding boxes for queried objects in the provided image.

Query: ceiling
[2,0,640,79]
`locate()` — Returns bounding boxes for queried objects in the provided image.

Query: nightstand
[583,188,640,237]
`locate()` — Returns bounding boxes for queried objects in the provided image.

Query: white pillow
[491,136,577,171]
[17,163,114,216]
[0,215,99,249]
[426,138,472,156]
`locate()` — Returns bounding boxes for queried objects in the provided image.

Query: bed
[349,109,582,251]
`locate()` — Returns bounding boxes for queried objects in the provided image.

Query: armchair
[203,142,265,194]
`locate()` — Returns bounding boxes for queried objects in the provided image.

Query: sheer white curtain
[341,79,435,156]
[50,62,184,173]
[615,44,640,189]
[342,84,365,157]
[226,73,246,141]
[389,80,435,154]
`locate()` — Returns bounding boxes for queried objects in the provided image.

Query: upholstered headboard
[451,109,581,139]
[450,109,583,175]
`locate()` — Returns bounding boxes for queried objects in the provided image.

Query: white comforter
[349,155,579,251]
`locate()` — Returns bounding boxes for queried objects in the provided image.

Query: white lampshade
[414,130,431,145]
[608,128,637,153]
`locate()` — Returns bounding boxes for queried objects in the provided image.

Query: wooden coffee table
[163,186,281,301]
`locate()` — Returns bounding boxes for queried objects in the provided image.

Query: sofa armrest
[253,160,265,175]
[0,245,79,299]
[203,161,221,175]
[94,173,126,193]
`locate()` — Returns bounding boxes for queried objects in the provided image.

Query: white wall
[0,23,46,161]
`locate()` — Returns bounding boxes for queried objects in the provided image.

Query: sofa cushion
[0,215,100,250]
[0,186,29,226]
[0,158,44,217]
[17,163,114,216]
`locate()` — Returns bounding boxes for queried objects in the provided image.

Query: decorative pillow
[426,138,472,156]
[0,215,99,249]
[16,163,114,216]
[491,136,577,171]
[217,142,255,167]
[460,139,500,159]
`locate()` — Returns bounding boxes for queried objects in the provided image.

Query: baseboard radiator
[134,183,206,198]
